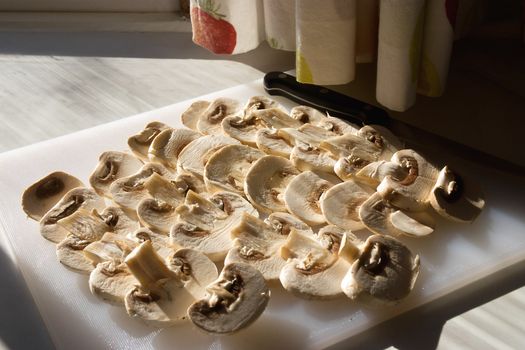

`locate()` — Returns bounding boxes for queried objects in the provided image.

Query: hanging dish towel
[189,0,466,112]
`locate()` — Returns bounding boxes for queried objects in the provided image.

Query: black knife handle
[263,71,391,127]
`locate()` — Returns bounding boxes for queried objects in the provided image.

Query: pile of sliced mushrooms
[22,96,485,334]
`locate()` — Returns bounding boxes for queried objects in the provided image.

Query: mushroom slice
[284,171,341,226]
[340,234,420,305]
[197,98,241,135]
[56,208,111,242]
[22,171,84,221]
[255,128,293,158]
[128,227,172,258]
[94,206,141,236]
[428,166,485,223]
[355,160,408,188]
[377,149,439,211]
[109,163,170,214]
[124,241,192,326]
[89,260,137,305]
[320,133,382,160]
[188,263,270,334]
[171,191,257,261]
[320,179,375,231]
[357,125,404,158]
[279,229,349,299]
[181,100,210,131]
[221,113,263,147]
[225,213,289,281]
[244,95,283,112]
[265,212,313,236]
[290,105,325,124]
[334,149,377,181]
[290,143,337,173]
[128,121,170,162]
[56,234,95,274]
[40,187,106,243]
[84,232,138,264]
[177,134,240,178]
[244,155,300,213]
[148,128,201,168]
[359,192,434,237]
[204,144,265,195]
[251,108,302,130]
[89,151,143,198]
[317,116,359,135]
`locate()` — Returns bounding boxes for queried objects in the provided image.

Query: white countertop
[1,29,524,350]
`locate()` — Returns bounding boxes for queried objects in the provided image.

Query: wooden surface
[0,29,524,350]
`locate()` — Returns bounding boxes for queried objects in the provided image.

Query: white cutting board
[1,80,525,350]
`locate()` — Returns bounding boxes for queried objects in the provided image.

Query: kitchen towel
[189,0,473,112]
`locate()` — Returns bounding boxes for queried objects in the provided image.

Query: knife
[264,71,525,177]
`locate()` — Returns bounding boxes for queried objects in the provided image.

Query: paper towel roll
[263,0,296,51]
[296,0,357,85]
[190,0,265,54]
[417,0,458,97]
[376,0,426,112]
[356,0,379,63]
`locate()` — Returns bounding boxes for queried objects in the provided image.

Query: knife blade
[264,71,525,177]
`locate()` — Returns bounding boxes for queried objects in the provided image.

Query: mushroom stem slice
[148,128,201,168]
[355,160,408,188]
[341,235,420,304]
[181,100,210,131]
[188,263,270,334]
[22,171,84,221]
[56,208,111,242]
[429,166,485,223]
[338,232,362,263]
[197,98,241,135]
[89,261,137,305]
[128,122,170,162]
[89,151,144,198]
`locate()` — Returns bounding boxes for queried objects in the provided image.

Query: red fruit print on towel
[191,0,237,54]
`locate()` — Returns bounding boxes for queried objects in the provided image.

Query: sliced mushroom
[128,122,170,162]
[333,149,376,181]
[89,151,143,198]
[244,155,300,213]
[56,208,111,242]
[376,149,439,211]
[340,234,420,305]
[357,125,404,158]
[173,172,207,195]
[265,212,313,236]
[197,98,241,135]
[244,95,283,113]
[148,128,201,169]
[290,143,337,173]
[84,232,138,265]
[204,144,265,195]
[317,116,359,135]
[320,133,382,160]
[188,262,270,334]
[320,179,375,230]
[428,166,485,223]
[278,124,337,148]
[255,128,293,158]
[127,227,172,259]
[56,234,95,274]
[279,229,350,299]
[177,134,240,178]
[359,192,435,237]
[251,108,302,130]
[355,160,408,188]
[181,100,210,131]
[224,213,290,281]
[109,163,170,215]
[40,187,106,243]
[22,171,84,221]
[283,171,341,226]
[290,105,326,124]
[89,260,138,305]
[93,206,141,236]
[171,191,257,261]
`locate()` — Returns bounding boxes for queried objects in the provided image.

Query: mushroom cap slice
[204,144,265,195]
[128,121,170,162]
[359,192,435,237]
[428,166,485,223]
[56,208,111,242]
[255,128,293,158]
[171,191,257,261]
[174,172,207,195]
[377,149,439,211]
[127,227,172,259]
[225,213,289,281]
[244,95,283,112]
[89,261,137,305]
[181,100,210,131]
[177,134,240,178]
[39,187,106,243]
[197,98,241,135]
[22,171,84,221]
[56,235,95,274]
[221,114,264,147]
[290,143,337,173]
[341,234,420,304]
[333,149,376,181]
[284,171,341,226]
[265,212,313,236]
[355,160,408,188]
[84,232,138,265]
[244,155,300,213]
[188,263,270,334]
[357,125,404,158]
[109,163,170,214]
[148,128,201,169]
[290,105,326,124]
[89,151,143,198]
[279,229,349,299]
[320,179,375,230]
[94,206,140,236]
[137,198,177,234]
